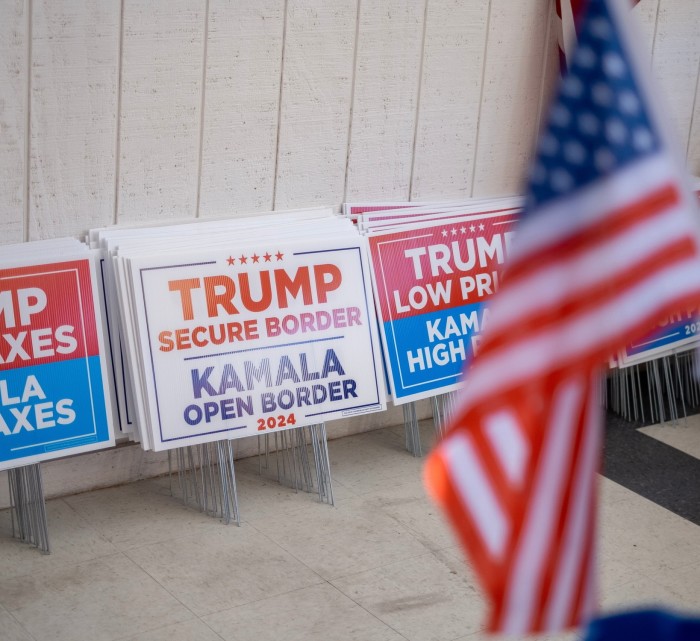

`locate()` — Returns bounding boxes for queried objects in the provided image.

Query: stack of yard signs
[92,209,387,520]
[608,311,700,425]
[346,198,522,454]
[608,180,700,425]
[1,239,115,550]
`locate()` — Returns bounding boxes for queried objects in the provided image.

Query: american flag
[425,0,700,635]
[555,0,641,72]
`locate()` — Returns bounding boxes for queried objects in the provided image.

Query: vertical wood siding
[409,0,489,201]
[0,0,26,243]
[199,0,285,217]
[29,0,119,238]
[117,0,205,223]
[0,0,698,243]
[274,1,357,210]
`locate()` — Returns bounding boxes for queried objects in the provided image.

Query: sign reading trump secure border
[125,237,386,450]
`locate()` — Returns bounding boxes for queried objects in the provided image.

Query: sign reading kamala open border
[128,238,386,450]
[0,259,113,470]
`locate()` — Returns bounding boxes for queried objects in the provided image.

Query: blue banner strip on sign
[0,356,110,464]
[626,316,700,356]
[384,302,485,401]
[44,434,99,451]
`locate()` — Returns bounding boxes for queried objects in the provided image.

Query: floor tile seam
[385,518,453,555]
[236,494,346,520]
[2,603,39,641]
[109,616,203,641]
[198,617,229,641]
[327,549,447,584]
[115,552,205,623]
[111,615,226,641]
[602,500,700,535]
[323,579,412,641]
[329,476,361,498]
[444,624,491,641]
[199,578,328,621]
[242,511,435,580]
[600,570,697,609]
[109,519,242,553]
[0,549,128,586]
[338,468,420,494]
[241,518,331,582]
[240,499,414,530]
[366,502,447,547]
[600,555,700,586]
[341,477,428,499]
[243,511,437,585]
[238,479,361,516]
[643,559,700,605]
[51,496,122,554]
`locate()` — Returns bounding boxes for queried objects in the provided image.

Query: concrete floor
[0,420,699,641]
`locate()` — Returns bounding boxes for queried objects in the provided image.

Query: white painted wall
[4,0,698,242]
[1,0,699,500]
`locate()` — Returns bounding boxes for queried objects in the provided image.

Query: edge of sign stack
[2,180,699,550]
[0,238,114,550]
[346,196,522,455]
[90,206,388,521]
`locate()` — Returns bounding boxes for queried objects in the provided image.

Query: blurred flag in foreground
[583,608,700,641]
[555,0,641,72]
[424,0,700,635]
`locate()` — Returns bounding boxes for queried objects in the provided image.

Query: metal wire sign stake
[8,463,50,553]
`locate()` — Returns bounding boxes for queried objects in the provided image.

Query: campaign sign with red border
[368,213,518,403]
[131,238,386,450]
[0,259,112,470]
[619,306,700,365]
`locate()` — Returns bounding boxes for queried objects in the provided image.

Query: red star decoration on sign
[239,255,248,264]
[275,251,284,261]
[226,256,235,266]
[263,252,272,262]
[251,253,260,263]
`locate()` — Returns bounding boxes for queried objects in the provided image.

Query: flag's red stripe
[424,449,506,596]
[467,415,524,510]
[535,375,601,629]
[487,381,560,631]
[493,377,588,633]
[481,236,699,358]
[559,383,601,629]
[569,475,599,627]
[459,286,700,419]
[532,401,589,630]
[428,2,691,634]
[506,184,681,285]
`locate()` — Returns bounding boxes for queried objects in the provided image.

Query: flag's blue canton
[527,0,659,210]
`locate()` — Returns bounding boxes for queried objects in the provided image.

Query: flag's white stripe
[501,378,584,634]
[559,0,578,64]
[544,380,602,630]
[510,155,678,262]
[458,258,700,410]
[486,201,695,336]
[444,432,509,559]
[484,410,529,488]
